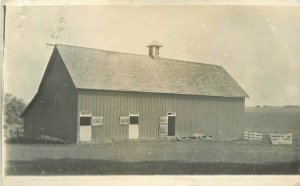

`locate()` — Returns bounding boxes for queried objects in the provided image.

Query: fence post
[247,130,249,140]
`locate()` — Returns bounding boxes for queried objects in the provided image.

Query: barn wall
[78,89,245,141]
[23,48,78,142]
[23,96,42,139]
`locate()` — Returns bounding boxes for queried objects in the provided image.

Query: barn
[21,41,248,143]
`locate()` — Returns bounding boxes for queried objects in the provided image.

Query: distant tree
[284,105,299,108]
[4,93,26,125]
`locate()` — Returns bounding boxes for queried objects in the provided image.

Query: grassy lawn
[6,159,299,175]
[5,139,300,175]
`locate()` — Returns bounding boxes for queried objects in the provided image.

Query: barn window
[129,112,139,125]
[80,117,91,126]
[92,116,104,126]
[80,111,92,126]
[120,116,130,125]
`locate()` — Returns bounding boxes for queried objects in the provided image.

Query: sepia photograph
[1,0,300,185]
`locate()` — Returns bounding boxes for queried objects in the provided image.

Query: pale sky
[4,5,300,106]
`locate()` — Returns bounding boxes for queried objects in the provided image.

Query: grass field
[245,107,300,142]
[5,140,300,175]
[4,107,300,175]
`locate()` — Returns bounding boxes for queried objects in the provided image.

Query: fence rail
[270,133,292,145]
[243,130,263,141]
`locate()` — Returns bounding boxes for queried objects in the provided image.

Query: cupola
[146,40,162,58]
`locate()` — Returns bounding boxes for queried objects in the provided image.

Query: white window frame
[129,112,139,116]
[80,111,92,117]
[167,112,176,116]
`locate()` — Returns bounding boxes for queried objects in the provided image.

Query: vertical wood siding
[23,48,78,142]
[78,89,245,141]
[23,98,42,138]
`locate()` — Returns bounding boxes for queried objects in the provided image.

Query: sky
[4,4,300,106]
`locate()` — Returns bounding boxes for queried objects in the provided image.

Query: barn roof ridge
[54,44,249,98]
[55,44,221,67]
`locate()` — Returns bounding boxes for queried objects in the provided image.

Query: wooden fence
[243,130,263,141]
[270,133,293,145]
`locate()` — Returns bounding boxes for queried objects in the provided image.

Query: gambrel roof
[56,44,248,98]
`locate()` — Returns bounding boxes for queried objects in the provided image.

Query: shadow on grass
[4,138,66,144]
[6,159,300,175]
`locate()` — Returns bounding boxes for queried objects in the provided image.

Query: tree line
[4,93,26,127]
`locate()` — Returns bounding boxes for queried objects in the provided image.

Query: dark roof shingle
[56,44,248,98]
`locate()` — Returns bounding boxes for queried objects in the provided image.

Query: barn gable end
[22,47,78,142]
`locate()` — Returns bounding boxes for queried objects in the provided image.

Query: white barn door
[129,125,139,139]
[80,112,92,142]
[80,126,91,141]
[129,113,139,139]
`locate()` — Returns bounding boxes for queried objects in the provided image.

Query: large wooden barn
[21,42,248,143]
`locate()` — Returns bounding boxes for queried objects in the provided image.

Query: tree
[4,93,26,125]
